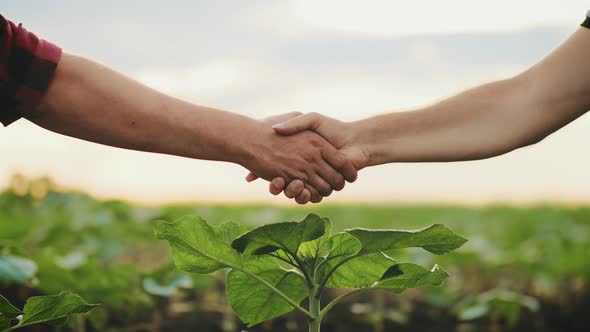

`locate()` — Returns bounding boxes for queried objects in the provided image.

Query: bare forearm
[355,77,533,164]
[29,53,357,196]
[33,53,259,165]
[355,28,590,165]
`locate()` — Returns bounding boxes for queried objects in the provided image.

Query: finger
[284,180,305,199]
[272,113,321,135]
[295,189,311,205]
[283,179,305,198]
[245,172,259,182]
[306,184,323,203]
[321,148,358,183]
[308,174,333,197]
[269,178,286,195]
[316,159,345,191]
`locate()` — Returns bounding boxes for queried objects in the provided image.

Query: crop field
[0,178,589,332]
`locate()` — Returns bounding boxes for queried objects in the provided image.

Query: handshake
[243,112,370,205]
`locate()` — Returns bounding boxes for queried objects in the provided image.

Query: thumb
[272,113,320,136]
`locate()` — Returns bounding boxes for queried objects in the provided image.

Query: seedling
[155,214,467,332]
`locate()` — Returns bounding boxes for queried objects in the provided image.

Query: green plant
[0,292,97,331]
[155,213,467,332]
[455,289,540,327]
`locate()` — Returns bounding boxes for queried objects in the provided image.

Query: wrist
[231,120,269,169]
[348,118,382,167]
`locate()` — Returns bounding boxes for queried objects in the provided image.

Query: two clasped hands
[242,112,366,204]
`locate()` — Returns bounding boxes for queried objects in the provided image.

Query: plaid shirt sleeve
[0,14,62,127]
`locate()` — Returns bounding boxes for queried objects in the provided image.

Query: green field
[1,178,588,331]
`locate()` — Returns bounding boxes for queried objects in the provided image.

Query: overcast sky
[1,1,590,204]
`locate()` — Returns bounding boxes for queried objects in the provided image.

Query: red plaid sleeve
[0,14,62,127]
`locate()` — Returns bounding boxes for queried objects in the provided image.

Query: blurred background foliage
[0,174,588,332]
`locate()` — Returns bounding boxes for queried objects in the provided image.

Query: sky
[1,1,590,204]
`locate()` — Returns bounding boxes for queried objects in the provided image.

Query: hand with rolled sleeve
[0,14,358,202]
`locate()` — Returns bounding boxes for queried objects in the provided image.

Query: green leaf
[316,232,361,282]
[48,317,68,326]
[226,257,307,327]
[297,217,333,261]
[347,224,467,255]
[18,292,98,328]
[373,263,449,293]
[232,214,329,256]
[213,221,249,245]
[0,256,37,284]
[0,295,23,318]
[0,316,10,330]
[155,215,243,273]
[327,252,396,289]
[456,289,540,327]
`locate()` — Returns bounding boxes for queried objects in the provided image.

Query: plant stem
[308,286,322,332]
[320,288,366,318]
[237,268,313,319]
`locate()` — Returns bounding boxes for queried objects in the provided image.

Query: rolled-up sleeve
[0,14,62,127]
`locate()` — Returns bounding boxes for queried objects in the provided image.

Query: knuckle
[310,139,324,149]
[304,154,316,163]
[335,157,348,169]
[307,112,322,128]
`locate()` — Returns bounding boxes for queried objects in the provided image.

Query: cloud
[263,0,587,37]
[135,60,271,101]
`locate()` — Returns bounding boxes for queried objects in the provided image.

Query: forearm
[355,28,590,165]
[33,53,260,165]
[354,77,534,164]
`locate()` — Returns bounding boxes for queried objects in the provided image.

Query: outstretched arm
[276,27,590,165]
[270,26,590,200]
[30,53,356,201]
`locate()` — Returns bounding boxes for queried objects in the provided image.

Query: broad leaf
[297,218,333,261]
[213,221,248,244]
[316,232,361,282]
[0,294,23,318]
[232,214,328,256]
[0,256,37,284]
[373,263,448,293]
[327,252,396,289]
[226,257,307,327]
[19,292,98,328]
[347,224,467,255]
[155,215,243,273]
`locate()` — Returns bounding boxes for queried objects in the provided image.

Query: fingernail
[272,123,286,129]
